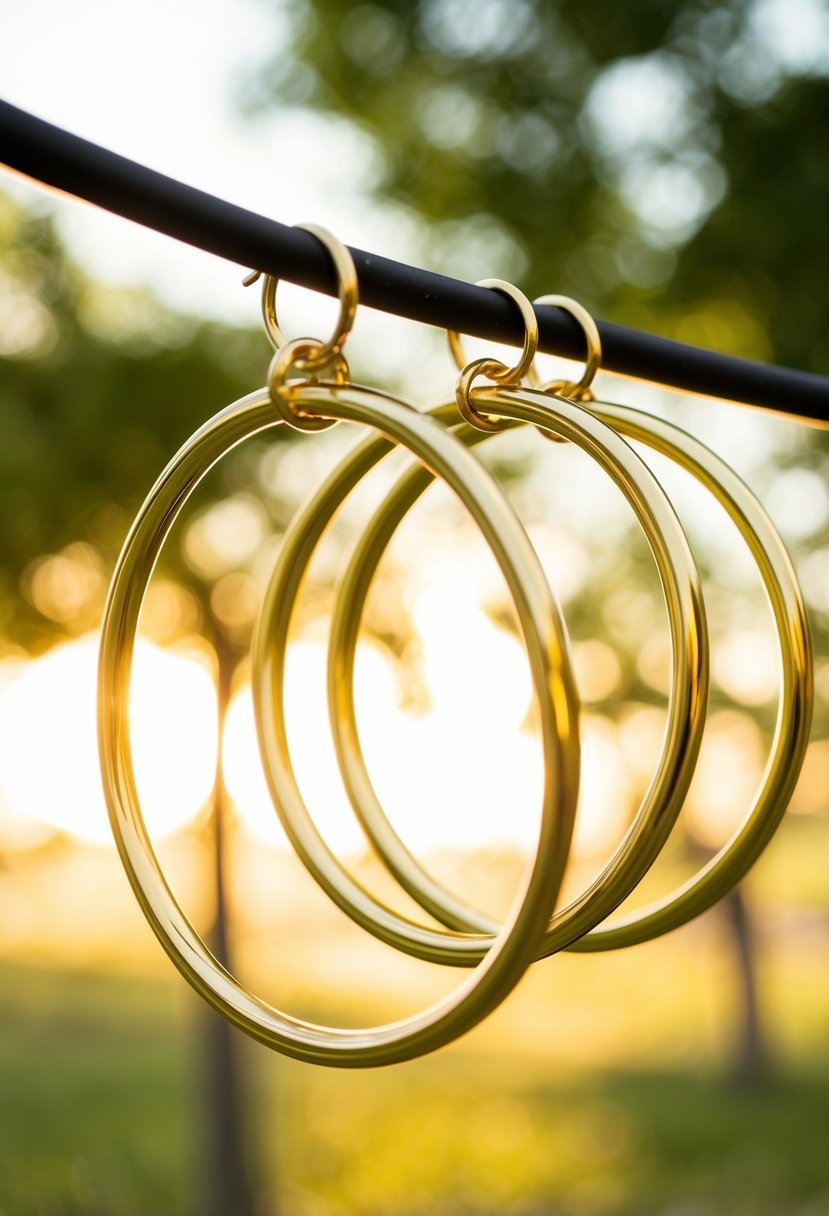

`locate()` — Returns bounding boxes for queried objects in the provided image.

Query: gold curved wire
[447,279,539,383]
[258,223,358,363]
[98,380,580,1067]
[254,385,709,963]
[262,226,359,432]
[267,337,348,433]
[448,280,539,432]
[323,390,812,952]
[567,398,813,949]
[533,293,602,402]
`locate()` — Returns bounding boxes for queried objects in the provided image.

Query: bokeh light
[0,634,217,846]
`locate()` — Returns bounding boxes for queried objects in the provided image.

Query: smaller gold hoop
[258,223,358,365]
[448,280,539,432]
[533,294,602,402]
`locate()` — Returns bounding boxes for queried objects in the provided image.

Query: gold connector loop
[267,338,347,432]
[449,279,539,432]
[532,294,602,402]
[249,225,359,431]
[248,223,358,362]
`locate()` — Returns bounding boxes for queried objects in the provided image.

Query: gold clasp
[245,224,358,431]
[532,294,602,403]
[448,279,539,433]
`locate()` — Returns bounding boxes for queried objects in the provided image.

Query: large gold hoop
[98,380,580,1066]
[567,399,813,949]
[254,386,708,962]
[321,391,811,950]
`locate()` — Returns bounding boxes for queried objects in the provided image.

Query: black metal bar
[2,98,828,424]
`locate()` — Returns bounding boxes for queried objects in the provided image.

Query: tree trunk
[196,630,259,1216]
[722,885,770,1087]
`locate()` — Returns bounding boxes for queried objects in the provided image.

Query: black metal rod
[2,99,828,424]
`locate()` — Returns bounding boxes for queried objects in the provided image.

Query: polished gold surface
[448,279,539,432]
[311,388,708,961]
[256,223,358,363]
[98,240,814,1067]
[322,390,811,952]
[532,293,603,403]
[251,381,581,969]
[447,278,539,385]
[99,381,580,1066]
[568,399,813,949]
[266,336,347,432]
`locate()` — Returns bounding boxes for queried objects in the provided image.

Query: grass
[0,963,189,1215]
[265,1050,829,1216]
[1,957,828,1215]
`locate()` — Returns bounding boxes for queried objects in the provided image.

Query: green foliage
[251,2,829,738]
[253,0,829,370]
[0,198,268,651]
[0,963,190,1215]
[2,957,828,1215]
[272,1063,829,1215]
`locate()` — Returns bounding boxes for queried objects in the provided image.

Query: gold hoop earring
[323,388,812,954]
[521,313,812,947]
[321,286,809,954]
[532,293,602,403]
[448,278,539,432]
[247,222,358,363]
[256,287,709,963]
[99,231,581,1066]
[561,398,813,950]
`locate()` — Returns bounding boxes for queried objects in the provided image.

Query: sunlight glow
[0,634,217,847]
[224,607,543,857]
[685,710,765,849]
[713,629,779,705]
[226,571,628,863]
[224,644,362,856]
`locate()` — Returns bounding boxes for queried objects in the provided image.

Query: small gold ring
[455,357,510,433]
[448,279,538,382]
[260,224,358,365]
[267,338,346,432]
[449,280,538,431]
[533,294,602,401]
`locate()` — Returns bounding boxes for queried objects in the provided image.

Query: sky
[0,0,422,326]
[3,0,828,326]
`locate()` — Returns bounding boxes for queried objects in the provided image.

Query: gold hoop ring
[448,280,539,432]
[259,227,359,433]
[567,399,813,949]
[99,381,580,1066]
[255,386,708,963]
[324,392,811,953]
[267,337,349,433]
[259,223,358,365]
[533,294,602,402]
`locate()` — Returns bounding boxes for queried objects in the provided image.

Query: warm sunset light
[0,633,217,847]
[223,641,367,856]
[224,622,541,858]
[223,565,628,862]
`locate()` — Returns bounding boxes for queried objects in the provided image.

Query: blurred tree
[0,195,270,651]
[0,194,280,1214]
[251,0,829,373]
[250,0,829,1084]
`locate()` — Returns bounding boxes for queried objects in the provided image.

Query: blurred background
[1,1,828,1213]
